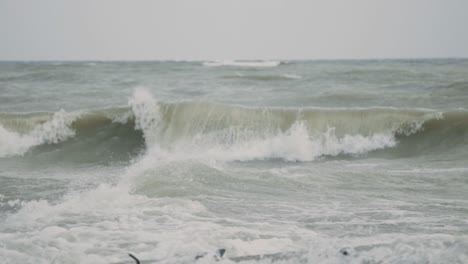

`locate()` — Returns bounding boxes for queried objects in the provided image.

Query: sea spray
[128,88,162,146]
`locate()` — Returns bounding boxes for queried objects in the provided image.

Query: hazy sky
[1,0,468,60]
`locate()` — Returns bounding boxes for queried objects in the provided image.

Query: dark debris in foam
[127,247,352,263]
[195,248,226,261]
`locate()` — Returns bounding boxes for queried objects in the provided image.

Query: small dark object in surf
[128,253,140,264]
[194,253,207,260]
[195,248,226,261]
[339,248,350,256]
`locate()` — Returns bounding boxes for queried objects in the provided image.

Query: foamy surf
[2,164,467,263]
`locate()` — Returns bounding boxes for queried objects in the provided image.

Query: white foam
[224,238,296,257]
[144,121,396,162]
[203,60,281,68]
[0,183,213,264]
[0,110,77,157]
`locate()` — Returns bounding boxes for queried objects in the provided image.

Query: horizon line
[1,57,468,63]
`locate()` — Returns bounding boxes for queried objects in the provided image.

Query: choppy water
[0,60,467,264]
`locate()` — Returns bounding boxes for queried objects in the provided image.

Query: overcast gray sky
[1,0,468,60]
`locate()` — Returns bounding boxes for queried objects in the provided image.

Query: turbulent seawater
[0,60,467,264]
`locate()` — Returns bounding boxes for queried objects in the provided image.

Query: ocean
[0,59,467,264]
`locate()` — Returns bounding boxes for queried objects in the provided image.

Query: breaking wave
[0,110,77,157]
[1,89,466,162]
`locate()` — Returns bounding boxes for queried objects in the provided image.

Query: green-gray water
[1,60,467,263]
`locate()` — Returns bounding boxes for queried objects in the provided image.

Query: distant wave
[1,89,467,162]
[221,73,302,81]
[203,60,281,68]
[282,73,302,79]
